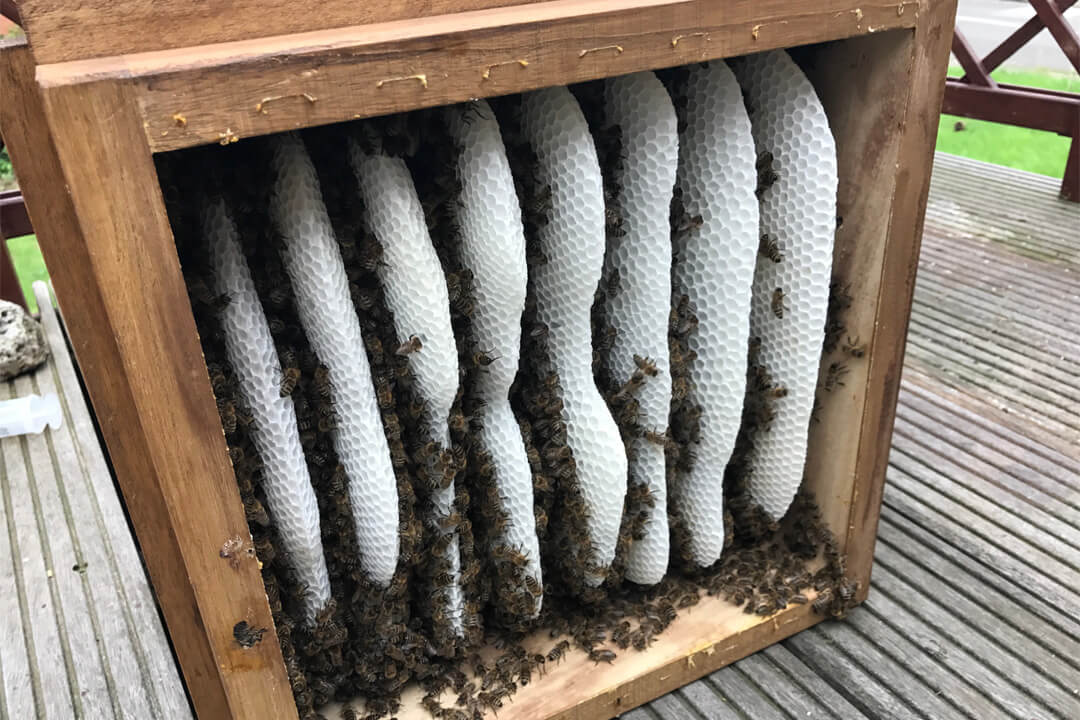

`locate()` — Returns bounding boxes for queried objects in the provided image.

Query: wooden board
[34,0,921,153]
[17,0,543,65]
[0,42,295,720]
[322,594,825,720]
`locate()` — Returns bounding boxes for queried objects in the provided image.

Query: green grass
[5,236,49,313]
[938,66,1080,179]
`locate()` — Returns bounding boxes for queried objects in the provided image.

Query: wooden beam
[35,0,920,154]
[0,189,32,238]
[16,0,540,65]
[1030,0,1080,75]
[951,29,995,86]
[981,0,1077,74]
[942,79,1080,136]
[1,40,297,720]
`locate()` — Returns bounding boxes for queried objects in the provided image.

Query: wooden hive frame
[0,1,957,718]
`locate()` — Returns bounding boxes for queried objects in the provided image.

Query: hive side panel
[15,71,295,719]
[843,0,957,590]
[792,30,916,554]
[17,0,542,64]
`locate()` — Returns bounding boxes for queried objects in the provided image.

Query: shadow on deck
[2,152,1078,719]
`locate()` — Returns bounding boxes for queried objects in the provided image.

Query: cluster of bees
[164,80,861,720]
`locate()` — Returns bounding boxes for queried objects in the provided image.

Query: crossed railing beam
[945,0,1080,201]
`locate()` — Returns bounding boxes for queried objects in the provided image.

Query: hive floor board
[0,283,193,719]
[2,153,1079,719]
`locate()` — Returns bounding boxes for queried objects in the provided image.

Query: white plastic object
[446,100,542,615]
[597,72,678,585]
[205,196,332,626]
[520,86,628,586]
[731,50,838,521]
[0,393,62,438]
[349,143,465,635]
[269,133,400,587]
[667,61,760,567]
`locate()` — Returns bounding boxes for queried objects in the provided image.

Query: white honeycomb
[349,145,464,634]
[269,133,400,587]
[597,72,677,585]
[730,51,838,521]
[206,196,332,626]
[520,86,628,586]
[667,61,759,567]
[446,101,542,616]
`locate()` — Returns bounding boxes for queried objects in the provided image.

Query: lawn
[1,66,1077,313]
[938,66,1080,179]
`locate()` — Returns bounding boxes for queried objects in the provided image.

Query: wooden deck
[1,152,1078,719]
[0,284,192,719]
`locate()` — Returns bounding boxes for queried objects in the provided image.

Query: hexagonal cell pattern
[730,51,838,521]
[269,133,400,587]
[446,101,542,616]
[520,86,628,585]
[207,196,331,627]
[350,144,464,633]
[597,72,678,585]
[666,61,759,568]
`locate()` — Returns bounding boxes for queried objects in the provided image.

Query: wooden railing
[944,0,1080,201]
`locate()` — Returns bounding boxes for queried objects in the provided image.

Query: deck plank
[0,283,192,720]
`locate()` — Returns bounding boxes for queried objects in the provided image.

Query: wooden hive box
[0,1,957,718]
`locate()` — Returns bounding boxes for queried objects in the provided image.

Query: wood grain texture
[17,0,542,65]
[0,43,294,720]
[797,29,914,548]
[0,282,194,719]
[841,0,957,595]
[324,594,826,720]
[34,0,920,153]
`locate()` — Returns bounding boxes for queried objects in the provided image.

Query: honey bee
[313,366,333,399]
[756,150,779,197]
[472,350,498,367]
[644,428,667,446]
[843,335,866,358]
[770,385,789,398]
[396,335,423,356]
[218,400,238,434]
[758,232,783,263]
[605,267,621,298]
[278,366,301,397]
[633,354,659,377]
[824,362,849,391]
[547,640,570,664]
[524,574,542,597]
[771,288,785,319]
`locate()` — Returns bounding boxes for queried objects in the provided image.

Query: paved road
[956,0,1079,72]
